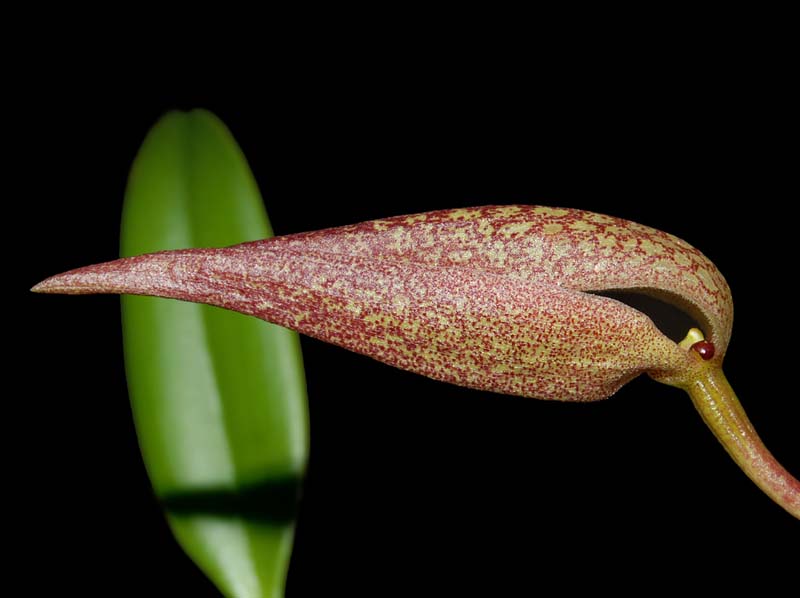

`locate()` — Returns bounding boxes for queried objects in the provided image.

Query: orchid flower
[33,204,799,519]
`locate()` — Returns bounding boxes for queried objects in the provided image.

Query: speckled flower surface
[33,205,731,402]
[33,204,800,518]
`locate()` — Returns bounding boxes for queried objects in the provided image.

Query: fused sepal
[33,205,725,402]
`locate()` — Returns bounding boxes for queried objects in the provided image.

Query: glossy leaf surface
[120,109,308,597]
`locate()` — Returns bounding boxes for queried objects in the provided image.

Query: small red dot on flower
[691,340,715,360]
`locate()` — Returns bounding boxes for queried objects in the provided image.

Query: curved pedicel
[32,205,799,519]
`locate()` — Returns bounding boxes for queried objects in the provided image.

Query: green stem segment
[683,367,799,519]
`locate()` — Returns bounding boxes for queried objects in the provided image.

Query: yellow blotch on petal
[640,239,665,256]
[543,223,563,235]
[587,213,614,224]
[674,251,692,267]
[493,205,524,218]
[570,220,598,233]
[446,208,482,221]
[498,221,535,238]
[598,235,617,248]
[533,207,569,217]
[605,225,629,236]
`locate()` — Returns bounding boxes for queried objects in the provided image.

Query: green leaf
[120,109,309,597]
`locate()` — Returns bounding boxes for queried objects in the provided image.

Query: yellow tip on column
[678,327,705,351]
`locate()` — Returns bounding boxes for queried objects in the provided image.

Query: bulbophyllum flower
[33,204,799,519]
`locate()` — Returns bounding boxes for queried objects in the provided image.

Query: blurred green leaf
[120,109,308,597]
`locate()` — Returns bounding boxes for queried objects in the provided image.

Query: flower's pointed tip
[31,275,70,293]
[31,276,61,293]
[30,271,91,295]
[30,258,154,296]
[29,251,212,299]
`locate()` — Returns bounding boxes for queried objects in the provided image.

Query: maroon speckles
[691,340,716,360]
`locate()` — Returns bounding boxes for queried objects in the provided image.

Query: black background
[20,63,799,595]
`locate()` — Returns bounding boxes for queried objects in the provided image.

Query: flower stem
[683,366,799,519]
